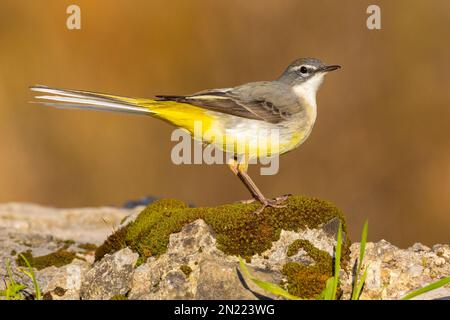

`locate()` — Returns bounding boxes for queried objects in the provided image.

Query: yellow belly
[149,101,309,159]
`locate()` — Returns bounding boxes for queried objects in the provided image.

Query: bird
[30,58,340,213]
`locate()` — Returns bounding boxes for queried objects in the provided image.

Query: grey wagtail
[30,58,340,213]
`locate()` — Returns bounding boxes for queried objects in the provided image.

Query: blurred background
[0,0,449,246]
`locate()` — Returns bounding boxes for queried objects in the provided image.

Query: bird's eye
[300,66,308,74]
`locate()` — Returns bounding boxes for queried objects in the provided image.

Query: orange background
[0,0,449,246]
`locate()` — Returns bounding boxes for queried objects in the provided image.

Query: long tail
[30,85,217,136]
[30,85,155,116]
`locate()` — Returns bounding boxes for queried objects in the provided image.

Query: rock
[340,241,450,300]
[0,227,95,299]
[98,197,347,299]
[80,248,138,300]
[37,259,91,300]
[0,203,139,300]
[0,203,140,244]
[128,219,286,300]
[0,200,449,300]
[249,228,336,270]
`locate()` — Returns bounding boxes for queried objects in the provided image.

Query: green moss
[180,265,192,277]
[282,262,331,299]
[78,243,98,252]
[110,294,128,300]
[120,215,129,225]
[282,239,334,299]
[94,227,128,262]
[53,287,67,297]
[58,239,75,249]
[286,240,333,274]
[16,249,77,270]
[43,292,53,300]
[96,196,348,266]
[421,257,428,268]
[287,240,302,257]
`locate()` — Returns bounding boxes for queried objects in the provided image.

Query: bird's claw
[238,194,291,214]
[253,194,291,214]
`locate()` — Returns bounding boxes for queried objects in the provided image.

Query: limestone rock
[0,227,95,299]
[80,248,138,300]
[128,218,340,299]
[0,203,140,244]
[340,241,450,300]
[0,202,448,300]
[38,259,91,300]
[129,219,286,300]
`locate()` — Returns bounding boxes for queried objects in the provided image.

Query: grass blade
[18,253,41,300]
[357,220,369,276]
[239,257,301,300]
[351,220,369,300]
[2,259,26,300]
[331,222,342,300]
[401,276,450,300]
[320,277,335,300]
[353,267,368,300]
[5,259,14,300]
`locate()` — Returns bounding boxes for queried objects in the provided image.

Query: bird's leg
[228,158,287,214]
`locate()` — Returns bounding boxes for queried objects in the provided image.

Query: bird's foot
[239,194,291,205]
[253,194,291,214]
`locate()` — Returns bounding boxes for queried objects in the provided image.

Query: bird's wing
[156,81,300,124]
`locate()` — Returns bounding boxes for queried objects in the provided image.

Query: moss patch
[286,240,333,271]
[53,287,67,297]
[110,294,128,300]
[282,239,334,299]
[180,265,192,277]
[78,243,98,252]
[58,239,75,249]
[16,249,77,270]
[43,292,53,300]
[282,262,331,299]
[96,196,348,265]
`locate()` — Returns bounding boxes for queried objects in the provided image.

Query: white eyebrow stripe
[292,65,318,71]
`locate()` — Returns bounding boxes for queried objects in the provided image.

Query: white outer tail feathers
[30,85,152,116]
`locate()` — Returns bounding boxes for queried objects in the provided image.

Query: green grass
[331,221,342,300]
[318,222,343,300]
[351,219,369,300]
[17,254,41,300]
[401,276,450,300]
[0,255,42,300]
[0,259,26,300]
[239,257,302,300]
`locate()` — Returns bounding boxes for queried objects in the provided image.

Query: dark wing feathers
[156,82,299,124]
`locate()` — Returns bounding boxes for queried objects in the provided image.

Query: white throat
[292,73,324,122]
[293,73,324,108]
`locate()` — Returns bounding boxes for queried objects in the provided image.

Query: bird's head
[278,58,341,95]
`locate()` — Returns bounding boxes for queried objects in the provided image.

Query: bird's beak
[321,65,341,72]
